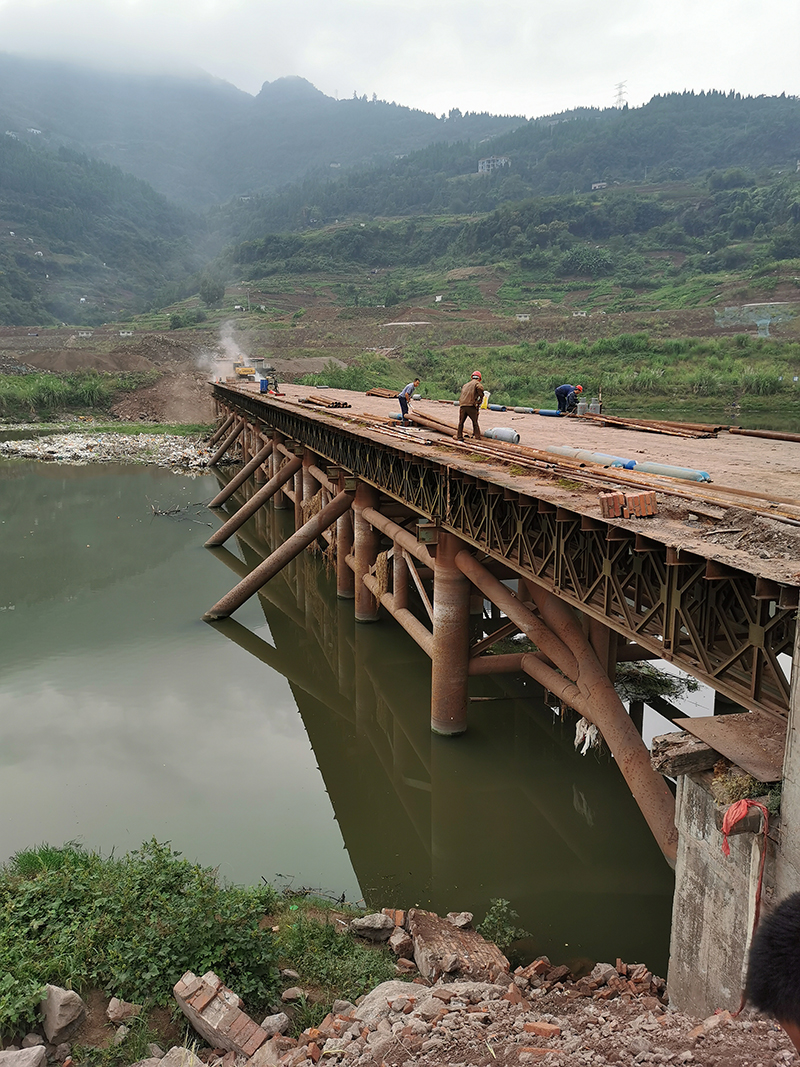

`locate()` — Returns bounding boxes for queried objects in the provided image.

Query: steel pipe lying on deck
[204,489,354,620]
[208,440,274,507]
[545,444,636,469]
[205,455,303,547]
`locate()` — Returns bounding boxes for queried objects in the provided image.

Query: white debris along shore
[0,432,216,470]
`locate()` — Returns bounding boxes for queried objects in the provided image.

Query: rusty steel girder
[212,387,797,718]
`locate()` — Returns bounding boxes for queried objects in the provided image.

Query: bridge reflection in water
[207,496,675,975]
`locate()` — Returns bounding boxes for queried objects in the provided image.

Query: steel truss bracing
[213,387,797,718]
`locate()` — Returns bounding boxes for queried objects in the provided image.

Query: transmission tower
[614,81,627,109]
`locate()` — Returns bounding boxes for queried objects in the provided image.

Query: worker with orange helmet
[555,383,583,414]
[457,371,485,441]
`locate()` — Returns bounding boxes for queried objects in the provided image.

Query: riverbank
[0,428,215,470]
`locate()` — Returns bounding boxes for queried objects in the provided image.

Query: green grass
[301,333,800,412]
[0,371,159,420]
[273,909,396,1010]
[0,841,398,1044]
[0,840,280,1036]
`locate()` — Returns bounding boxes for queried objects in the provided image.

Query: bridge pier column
[393,541,409,611]
[353,482,380,621]
[588,616,618,683]
[431,530,471,736]
[293,453,305,532]
[336,478,355,600]
[272,431,289,510]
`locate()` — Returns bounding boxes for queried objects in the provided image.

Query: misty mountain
[0,53,527,209]
[214,90,800,238]
[0,135,201,324]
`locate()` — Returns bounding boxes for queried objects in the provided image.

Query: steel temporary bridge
[203,384,800,867]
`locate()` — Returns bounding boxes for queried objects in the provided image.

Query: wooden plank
[651,731,718,776]
[674,711,786,783]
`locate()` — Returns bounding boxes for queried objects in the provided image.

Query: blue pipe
[488,403,507,412]
[634,461,711,482]
[538,409,566,417]
[545,445,637,469]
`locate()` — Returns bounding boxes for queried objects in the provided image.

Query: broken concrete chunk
[0,1051,48,1067]
[350,913,394,941]
[107,997,143,1024]
[407,908,510,983]
[331,1000,356,1017]
[40,986,87,1044]
[388,927,414,959]
[159,1048,205,1067]
[280,987,304,1003]
[259,1013,290,1037]
[446,912,474,929]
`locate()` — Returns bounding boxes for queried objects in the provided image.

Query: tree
[199,274,225,306]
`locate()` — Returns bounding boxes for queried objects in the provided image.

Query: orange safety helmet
[471,371,482,380]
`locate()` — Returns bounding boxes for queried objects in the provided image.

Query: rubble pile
[0,908,794,1067]
[0,433,222,471]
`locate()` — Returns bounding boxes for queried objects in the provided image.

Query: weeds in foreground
[477,898,531,954]
[0,840,280,1035]
[273,911,396,1007]
[72,1011,164,1067]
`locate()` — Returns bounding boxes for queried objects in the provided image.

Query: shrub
[0,840,280,1034]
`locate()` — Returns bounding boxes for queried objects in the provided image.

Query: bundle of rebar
[301,395,352,409]
[365,387,399,399]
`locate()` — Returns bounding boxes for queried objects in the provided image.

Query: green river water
[0,459,677,974]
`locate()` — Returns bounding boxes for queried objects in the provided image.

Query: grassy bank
[300,332,800,419]
[0,841,396,1045]
[0,371,159,421]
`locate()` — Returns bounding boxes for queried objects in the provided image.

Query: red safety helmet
[471,371,482,380]
[575,384,583,392]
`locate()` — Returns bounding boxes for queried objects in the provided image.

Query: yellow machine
[233,360,255,381]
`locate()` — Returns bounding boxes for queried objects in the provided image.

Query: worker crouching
[555,383,583,413]
[457,371,484,440]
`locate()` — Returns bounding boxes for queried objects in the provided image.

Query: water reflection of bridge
[208,500,674,972]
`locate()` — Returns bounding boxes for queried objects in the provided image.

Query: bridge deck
[228,381,800,586]
[213,381,797,721]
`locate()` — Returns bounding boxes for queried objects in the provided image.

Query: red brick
[241,1029,268,1058]
[307,1043,321,1063]
[382,908,406,927]
[503,983,525,1005]
[175,975,203,1000]
[523,1021,561,1038]
[226,1011,251,1041]
[188,985,219,1014]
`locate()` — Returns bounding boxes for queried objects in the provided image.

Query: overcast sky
[0,0,797,118]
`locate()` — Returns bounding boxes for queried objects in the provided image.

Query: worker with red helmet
[457,371,485,440]
[555,383,583,413]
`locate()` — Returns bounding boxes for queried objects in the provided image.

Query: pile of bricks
[173,972,269,1059]
[598,490,657,519]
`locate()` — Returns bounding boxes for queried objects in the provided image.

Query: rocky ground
[0,430,218,471]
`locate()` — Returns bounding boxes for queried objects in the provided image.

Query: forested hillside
[215,91,800,239]
[0,55,526,208]
[0,136,200,324]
